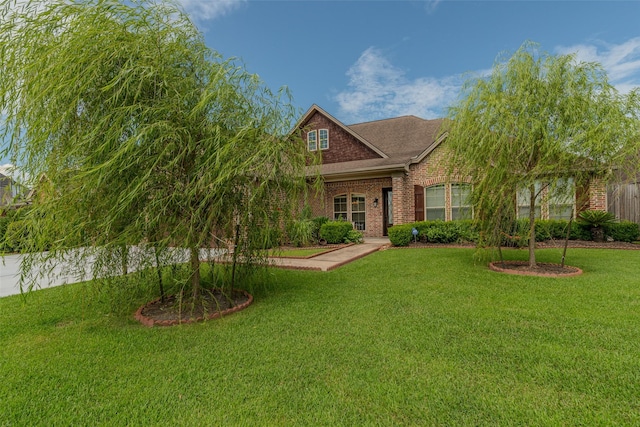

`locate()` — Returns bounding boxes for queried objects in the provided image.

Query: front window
[307,130,317,151]
[334,195,347,221]
[517,182,542,219]
[451,183,472,220]
[319,129,329,150]
[425,185,446,220]
[351,194,366,230]
[549,178,575,220]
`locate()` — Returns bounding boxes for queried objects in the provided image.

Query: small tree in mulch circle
[0,0,313,317]
[445,41,640,271]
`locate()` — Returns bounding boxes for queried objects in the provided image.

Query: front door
[382,188,393,236]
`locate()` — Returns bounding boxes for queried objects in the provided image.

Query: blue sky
[3,0,640,166]
[181,0,640,124]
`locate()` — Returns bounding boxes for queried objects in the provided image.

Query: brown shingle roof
[348,116,444,159]
[301,106,446,179]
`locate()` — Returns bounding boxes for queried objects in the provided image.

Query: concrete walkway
[0,240,389,298]
[268,238,390,271]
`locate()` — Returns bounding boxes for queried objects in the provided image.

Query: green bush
[388,224,413,246]
[319,220,353,244]
[605,221,640,242]
[577,210,617,228]
[498,218,529,247]
[311,216,329,242]
[344,229,364,244]
[4,220,29,253]
[0,215,10,251]
[251,226,282,250]
[286,219,314,247]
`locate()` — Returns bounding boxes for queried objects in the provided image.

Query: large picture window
[517,182,542,220]
[549,178,575,220]
[425,184,446,220]
[517,179,575,220]
[333,194,366,230]
[451,183,472,220]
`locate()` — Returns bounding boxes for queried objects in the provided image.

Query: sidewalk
[268,238,390,271]
[1,240,389,298]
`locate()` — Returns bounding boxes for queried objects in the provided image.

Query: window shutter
[414,185,424,222]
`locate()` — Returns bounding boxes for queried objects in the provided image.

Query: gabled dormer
[296,105,387,164]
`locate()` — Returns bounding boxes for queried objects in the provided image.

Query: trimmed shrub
[320,220,353,244]
[388,224,413,246]
[344,229,364,244]
[605,221,640,242]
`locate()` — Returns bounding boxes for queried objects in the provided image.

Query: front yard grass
[1,247,639,425]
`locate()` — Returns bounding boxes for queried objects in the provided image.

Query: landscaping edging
[135,290,253,327]
[269,243,353,259]
[488,261,583,277]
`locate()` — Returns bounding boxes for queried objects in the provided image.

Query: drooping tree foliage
[0,0,309,299]
[445,42,640,267]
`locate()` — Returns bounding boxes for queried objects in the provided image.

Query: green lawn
[1,248,640,425]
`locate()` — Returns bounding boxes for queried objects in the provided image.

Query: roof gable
[296,105,387,164]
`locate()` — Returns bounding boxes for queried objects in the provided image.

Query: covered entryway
[383,188,393,236]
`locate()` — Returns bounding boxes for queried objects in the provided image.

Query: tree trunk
[121,244,129,275]
[561,217,573,268]
[189,247,201,300]
[528,185,537,268]
[154,245,165,303]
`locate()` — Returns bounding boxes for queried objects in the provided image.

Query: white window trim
[307,130,317,151]
[333,194,347,221]
[450,183,473,221]
[351,193,366,231]
[425,184,446,221]
[333,193,366,231]
[319,129,329,150]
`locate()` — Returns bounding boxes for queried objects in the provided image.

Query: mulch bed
[489,261,583,277]
[392,240,640,250]
[135,289,252,327]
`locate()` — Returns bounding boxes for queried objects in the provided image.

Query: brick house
[298,105,608,238]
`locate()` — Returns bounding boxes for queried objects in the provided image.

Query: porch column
[392,172,408,225]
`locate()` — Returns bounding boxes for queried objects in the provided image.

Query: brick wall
[309,178,392,237]
[302,111,382,164]
[588,177,607,211]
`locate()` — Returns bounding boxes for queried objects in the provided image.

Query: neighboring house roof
[0,164,31,207]
[299,105,445,180]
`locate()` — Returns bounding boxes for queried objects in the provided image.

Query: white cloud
[177,0,246,21]
[555,38,640,93]
[424,0,442,15]
[335,47,462,122]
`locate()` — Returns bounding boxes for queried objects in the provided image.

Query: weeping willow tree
[445,42,640,268]
[0,0,309,300]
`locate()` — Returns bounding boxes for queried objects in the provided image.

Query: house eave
[306,163,408,182]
